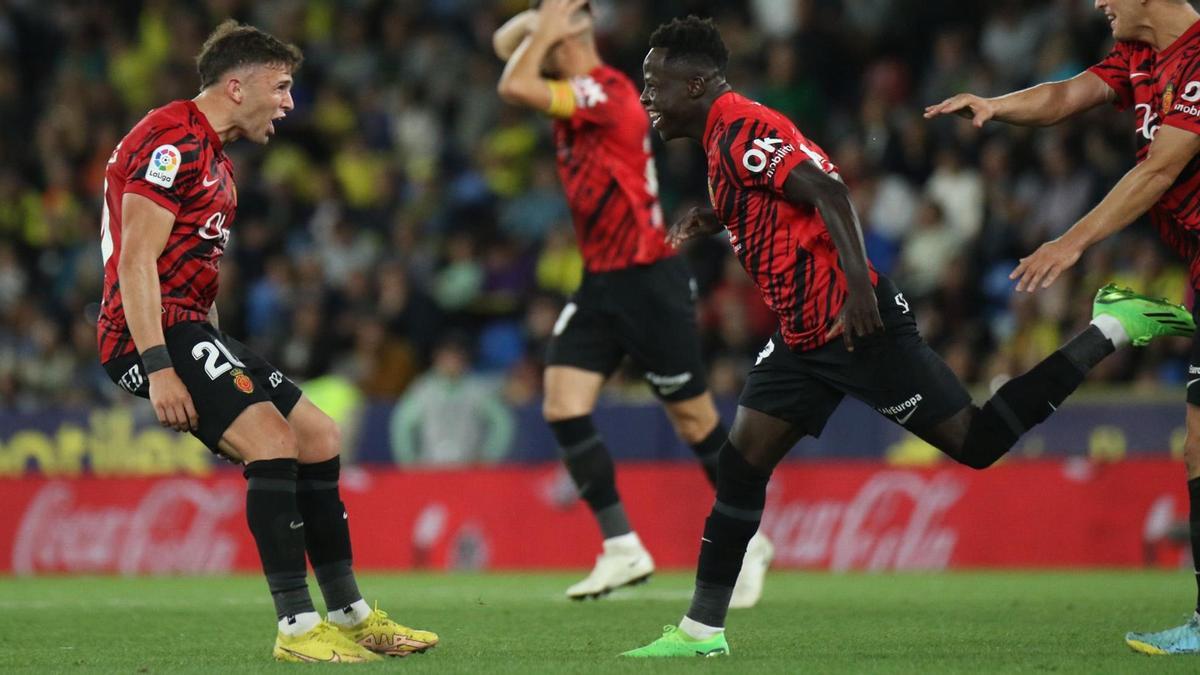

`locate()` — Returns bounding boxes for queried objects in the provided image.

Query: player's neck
[1145,7,1200,51]
[688,82,733,141]
[191,91,242,145]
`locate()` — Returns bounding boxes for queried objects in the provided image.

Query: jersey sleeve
[718,110,839,194]
[1086,42,1135,111]
[122,131,202,216]
[545,73,617,126]
[1161,57,1200,136]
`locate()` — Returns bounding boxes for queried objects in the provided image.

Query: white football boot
[566,533,655,600]
[729,530,774,609]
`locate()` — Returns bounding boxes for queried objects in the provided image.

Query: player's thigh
[218,401,297,463]
[159,322,281,456]
[543,365,607,421]
[737,332,841,467]
[285,396,342,464]
[612,258,709,402]
[813,277,971,435]
[662,391,721,444]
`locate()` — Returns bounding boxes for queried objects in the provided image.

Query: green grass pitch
[2,571,1198,673]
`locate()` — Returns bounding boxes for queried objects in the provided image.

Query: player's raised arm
[496,0,591,113]
[492,9,538,61]
[118,192,198,432]
[1011,124,1200,291]
[924,71,1114,127]
[781,161,883,351]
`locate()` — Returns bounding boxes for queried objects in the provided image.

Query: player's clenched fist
[924,93,998,128]
[666,206,723,247]
[149,369,199,432]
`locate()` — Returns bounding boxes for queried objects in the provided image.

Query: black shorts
[102,321,303,453]
[1188,291,1200,406]
[739,276,971,437]
[546,255,708,401]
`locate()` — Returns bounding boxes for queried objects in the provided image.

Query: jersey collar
[1159,18,1200,59]
[184,100,225,155]
[704,90,738,146]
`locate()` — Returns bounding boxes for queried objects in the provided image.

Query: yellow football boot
[337,603,439,657]
[273,620,383,663]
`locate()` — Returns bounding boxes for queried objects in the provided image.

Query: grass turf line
[0,571,1197,673]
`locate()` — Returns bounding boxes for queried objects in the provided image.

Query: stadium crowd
[0,0,1191,427]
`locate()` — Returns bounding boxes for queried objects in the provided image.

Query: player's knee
[542,396,590,423]
[1184,434,1200,477]
[258,421,299,460]
[666,406,716,444]
[301,415,342,463]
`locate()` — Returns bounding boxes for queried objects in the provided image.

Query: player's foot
[1125,613,1200,655]
[620,625,730,657]
[730,531,774,609]
[1093,283,1195,346]
[335,602,439,657]
[566,534,654,600]
[273,620,383,663]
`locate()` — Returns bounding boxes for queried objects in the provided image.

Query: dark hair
[648,15,728,74]
[195,20,303,90]
[529,0,591,11]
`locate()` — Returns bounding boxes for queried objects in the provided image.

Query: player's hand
[666,207,722,247]
[923,93,997,128]
[1009,238,1082,292]
[533,0,591,43]
[826,283,883,352]
[148,369,198,433]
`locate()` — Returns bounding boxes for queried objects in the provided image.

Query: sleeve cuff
[123,183,181,217]
[1086,66,1131,111]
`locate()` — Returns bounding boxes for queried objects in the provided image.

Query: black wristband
[141,345,172,374]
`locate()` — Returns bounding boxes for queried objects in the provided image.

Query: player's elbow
[1141,164,1181,198]
[496,79,528,106]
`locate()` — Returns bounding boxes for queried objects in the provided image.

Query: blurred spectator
[389,335,514,465]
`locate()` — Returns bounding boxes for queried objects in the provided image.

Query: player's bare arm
[1012,124,1200,292]
[492,9,539,61]
[665,206,723,247]
[782,160,883,351]
[118,192,199,432]
[496,0,590,112]
[924,71,1114,127]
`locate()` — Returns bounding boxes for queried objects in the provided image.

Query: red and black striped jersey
[550,64,673,272]
[703,91,877,352]
[97,100,236,363]
[1089,20,1200,284]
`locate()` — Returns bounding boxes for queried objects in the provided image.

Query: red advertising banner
[0,459,1189,575]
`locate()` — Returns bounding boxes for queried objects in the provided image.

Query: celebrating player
[926,0,1200,656]
[493,0,772,605]
[622,15,1195,657]
[96,20,437,662]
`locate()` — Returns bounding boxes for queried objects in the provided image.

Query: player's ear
[225,76,243,104]
[687,75,706,99]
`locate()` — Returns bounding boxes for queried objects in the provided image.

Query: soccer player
[925,0,1200,656]
[493,0,772,605]
[96,20,437,662]
[622,15,1195,657]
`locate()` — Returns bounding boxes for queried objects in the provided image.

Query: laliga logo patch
[231,368,254,394]
[145,144,181,188]
[1162,82,1176,117]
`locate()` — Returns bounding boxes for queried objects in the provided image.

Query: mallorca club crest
[231,368,254,394]
[1162,82,1176,116]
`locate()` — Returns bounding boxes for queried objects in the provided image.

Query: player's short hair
[196,20,303,90]
[528,0,591,11]
[648,15,729,75]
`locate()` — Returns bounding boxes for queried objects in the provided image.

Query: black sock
[956,332,1106,470]
[550,415,631,539]
[689,423,725,488]
[244,458,314,620]
[297,456,362,614]
[688,442,770,628]
[1190,478,1200,614]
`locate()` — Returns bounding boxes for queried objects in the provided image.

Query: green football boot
[620,625,730,658]
[1092,283,1194,347]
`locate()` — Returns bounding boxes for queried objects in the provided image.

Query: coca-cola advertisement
[0,459,1189,575]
